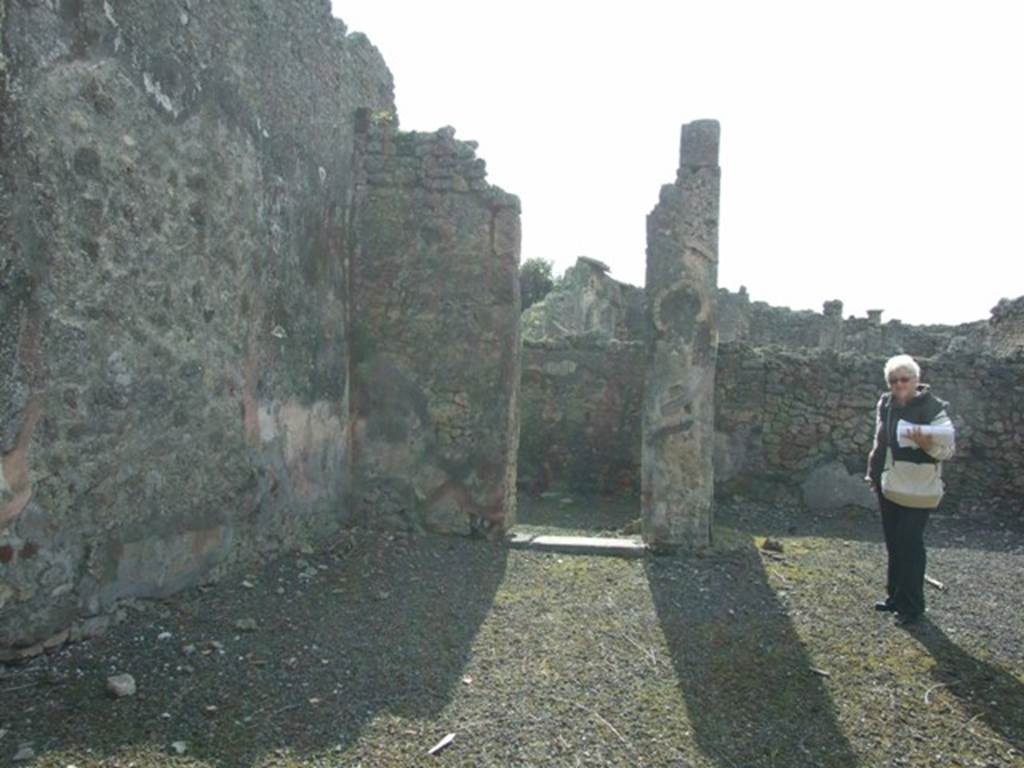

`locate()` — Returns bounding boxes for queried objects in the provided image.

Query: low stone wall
[718,288,993,357]
[518,339,644,496]
[519,340,1024,518]
[715,345,1024,515]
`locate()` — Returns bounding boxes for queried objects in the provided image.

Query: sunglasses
[888,376,913,385]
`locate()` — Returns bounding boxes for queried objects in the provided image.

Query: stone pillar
[642,120,721,548]
[865,309,884,355]
[820,299,844,350]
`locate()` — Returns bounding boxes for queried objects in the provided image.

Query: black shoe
[894,612,921,626]
[874,599,897,612]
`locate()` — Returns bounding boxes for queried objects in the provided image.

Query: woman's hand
[908,426,934,451]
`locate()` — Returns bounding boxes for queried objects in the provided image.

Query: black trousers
[879,493,931,616]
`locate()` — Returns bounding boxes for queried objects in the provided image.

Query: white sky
[332,1,1023,325]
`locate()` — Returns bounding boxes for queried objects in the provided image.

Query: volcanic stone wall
[521,257,645,344]
[715,345,1024,516]
[718,288,992,357]
[348,118,521,535]
[989,296,1024,356]
[519,338,644,497]
[0,0,393,656]
[520,277,1024,519]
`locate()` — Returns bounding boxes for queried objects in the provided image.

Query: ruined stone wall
[521,257,644,343]
[520,274,1023,519]
[519,339,1023,518]
[715,345,1024,517]
[349,119,521,535]
[719,288,993,357]
[989,296,1024,356]
[0,0,393,655]
[518,339,644,497]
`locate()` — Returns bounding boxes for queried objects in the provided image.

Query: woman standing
[865,354,955,625]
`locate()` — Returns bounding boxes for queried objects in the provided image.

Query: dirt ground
[2,497,1022,767]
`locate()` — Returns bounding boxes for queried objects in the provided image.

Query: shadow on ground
[646,541,861,768]
[718,498,1024,554]
[515,493,639,535]
[3,533,507,766]
[910,619,1024,757]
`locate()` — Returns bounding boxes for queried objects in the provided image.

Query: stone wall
[516,257,644,497]
[718,287,995,357]
[0,0,393,656]
[348,118,521,535]
[715,345,1024,516]
[519,338,644,497]
[989,296,1024,356]
[520,276,1024,520]
[520,337,1024,519]
[521,257,644,343]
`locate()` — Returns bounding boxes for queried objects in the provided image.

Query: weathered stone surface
[507,532,645,558]
[349,119,521,536]
[521,257,644,343]
[518,338,644,496]
[716,344,1024,516]
[717,286,1015,358]
[0,0,393,651]
[801,461,877,512]
[520,273,1023,520]
[12,744,36,763]
[642,121,721,547]
[106,673,137,698]
[989,296,1024,356]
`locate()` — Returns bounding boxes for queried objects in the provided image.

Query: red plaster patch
[242,351,260,445]
[2,309,46,529]
[0,544,14,563]
[1,395,44,528]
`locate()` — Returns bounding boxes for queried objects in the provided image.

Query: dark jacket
[866,384,954,486]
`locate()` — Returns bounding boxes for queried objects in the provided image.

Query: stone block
[802,461,877,512]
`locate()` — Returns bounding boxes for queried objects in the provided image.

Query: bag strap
[883,397,895,469]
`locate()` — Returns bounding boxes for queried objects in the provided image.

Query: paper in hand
[896,419,955,448]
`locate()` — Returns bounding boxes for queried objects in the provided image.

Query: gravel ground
[1,498,1022,767]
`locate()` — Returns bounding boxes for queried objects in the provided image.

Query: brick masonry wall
[349,119,521,535]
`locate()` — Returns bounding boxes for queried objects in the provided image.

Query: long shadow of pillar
[646,542,860,767]
[907,619,1024,755]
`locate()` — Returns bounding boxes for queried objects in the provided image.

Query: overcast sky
[332,1,1022,325]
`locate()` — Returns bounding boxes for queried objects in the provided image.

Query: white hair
[884,354,920,381]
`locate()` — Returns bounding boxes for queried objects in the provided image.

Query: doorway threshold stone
[507,532,646,558]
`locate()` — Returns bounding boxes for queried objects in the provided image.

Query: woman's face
[888,368,918,403]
